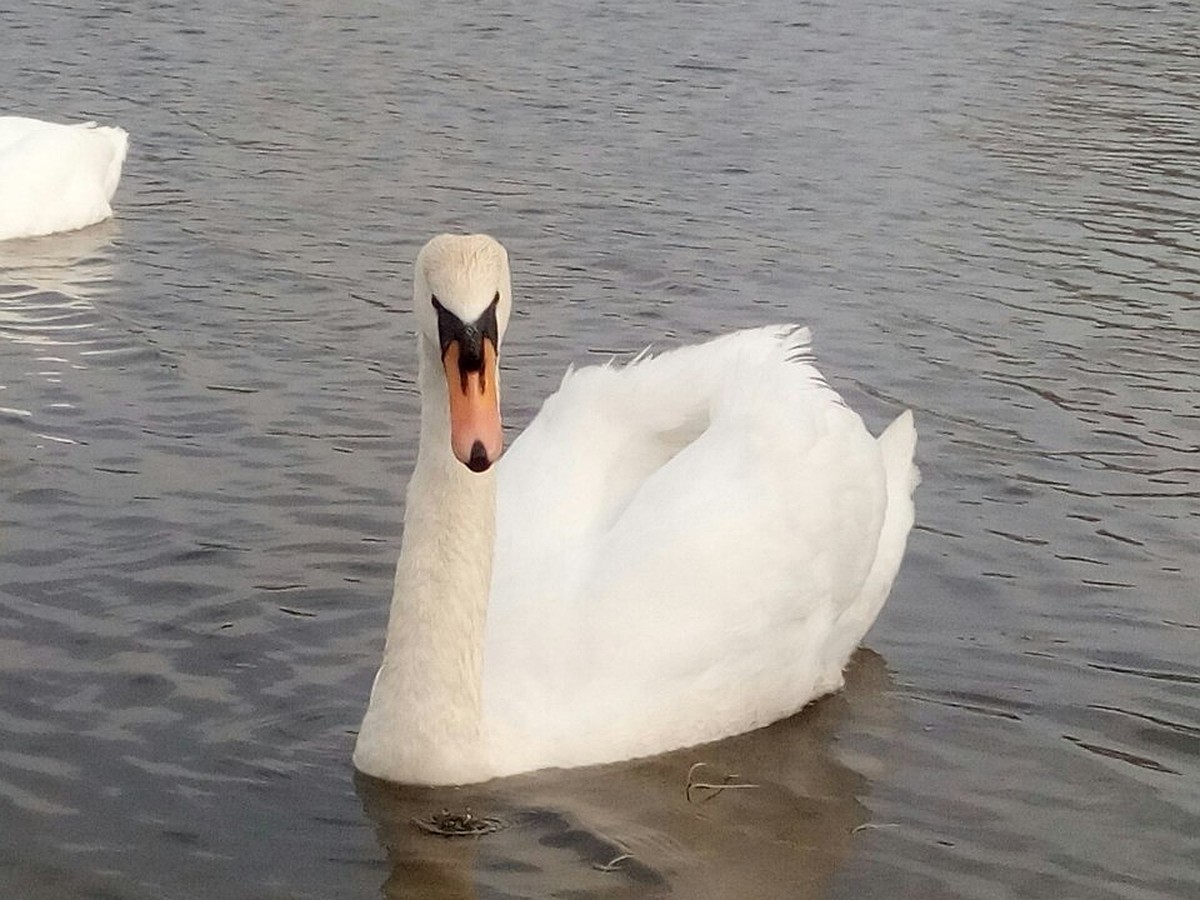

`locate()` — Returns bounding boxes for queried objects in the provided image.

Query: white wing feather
[484,326,916,773]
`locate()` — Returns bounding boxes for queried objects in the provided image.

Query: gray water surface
[2,1,1197,898]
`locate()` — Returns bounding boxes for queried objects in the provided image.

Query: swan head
[413,234,513,473]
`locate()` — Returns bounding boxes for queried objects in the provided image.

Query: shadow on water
[356,651,898,899]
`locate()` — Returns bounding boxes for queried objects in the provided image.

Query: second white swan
[355,233,918,785]
[0,116,128,241]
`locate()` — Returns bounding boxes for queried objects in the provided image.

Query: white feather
[0,117,128,241]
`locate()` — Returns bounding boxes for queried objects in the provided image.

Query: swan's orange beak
[443,338,503,472]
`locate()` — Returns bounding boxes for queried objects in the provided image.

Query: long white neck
[354,334,497,784]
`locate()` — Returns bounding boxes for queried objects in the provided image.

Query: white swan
[0,117,128,241]
[355,234,919,785]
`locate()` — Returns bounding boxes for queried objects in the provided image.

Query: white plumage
[0,117,128,241]
[355,234,918,785]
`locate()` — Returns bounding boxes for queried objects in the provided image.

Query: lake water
[1,0,1197,897]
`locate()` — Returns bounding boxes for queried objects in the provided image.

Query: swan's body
[0,117,128,241]
[355,234,918,785]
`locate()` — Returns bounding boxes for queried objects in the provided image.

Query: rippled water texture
[2,1,1197,897]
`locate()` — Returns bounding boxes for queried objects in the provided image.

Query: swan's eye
[431,295,442,311]
[492,291,500,306]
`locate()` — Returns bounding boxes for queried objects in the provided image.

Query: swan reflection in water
[0,221,120,343]
[357,650,898,900]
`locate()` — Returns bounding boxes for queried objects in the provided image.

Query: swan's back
[485,326,917,775]
[0,117,128,240]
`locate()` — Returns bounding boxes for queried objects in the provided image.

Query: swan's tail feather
[818,410,918,688]
[68,121,128,202]
[861,409,919,616]
[98,127,129,203]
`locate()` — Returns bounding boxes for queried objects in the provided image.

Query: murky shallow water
[2,0,1197,897]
